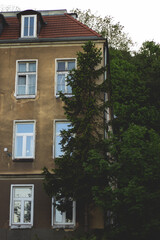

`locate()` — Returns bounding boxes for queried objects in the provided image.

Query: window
[56,59,76,96]
[52,198,76,228]
[21,15,37,38]
[13,121,35,159]
[15,60,37,98]
[54,121,71,158]
[10,185,34,229]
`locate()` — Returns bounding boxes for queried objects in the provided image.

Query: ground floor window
[10,184,34,228]
[52,198,76,228]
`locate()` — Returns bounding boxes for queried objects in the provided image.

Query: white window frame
[53,120,71,158]
[21,15,37,38]
[51,197,76,229]
[15,59,38,99]
[13,120,36,160]
[55,58,76,97]
[9,184,34,229]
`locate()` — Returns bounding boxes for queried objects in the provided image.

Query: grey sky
[1,0,160,50]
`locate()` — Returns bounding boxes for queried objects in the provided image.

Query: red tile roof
[0,13,102,40]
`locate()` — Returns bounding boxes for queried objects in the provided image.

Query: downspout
[104,39,114,229]
[104,38,111,139]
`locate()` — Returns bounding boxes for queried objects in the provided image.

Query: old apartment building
[0,9,108,239]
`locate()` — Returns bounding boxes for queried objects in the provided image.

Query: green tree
[104,42,160,239]
[134,41,160,128]
[43,41,109,231]
[109,48,149,133]
[88,41,160,239]
[0,5,20,11]
[71,9,133,51]
[106,125,160,240]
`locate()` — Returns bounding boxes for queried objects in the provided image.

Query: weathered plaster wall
[0,42,105,174]
[0,41,105,234]
[0,43,85,173]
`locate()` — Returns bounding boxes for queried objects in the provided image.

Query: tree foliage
[104,41,160,239]
[106,125,160,240]
[83,41,160,239]
[43,8,160,238]
[43,41,109,228]
[71,8,133,51]
[0,5,20,11]
[134,41,160,111]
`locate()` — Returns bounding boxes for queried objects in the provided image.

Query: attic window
[21,15,37,38]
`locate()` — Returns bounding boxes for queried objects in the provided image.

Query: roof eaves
[0,36,104,44]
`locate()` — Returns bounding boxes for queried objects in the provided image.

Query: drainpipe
[104,39,111,139]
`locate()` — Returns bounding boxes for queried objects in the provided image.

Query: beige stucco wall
[0,41,105,174]
[0,40,105,232]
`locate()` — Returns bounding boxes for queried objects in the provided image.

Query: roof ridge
[64,13,102,38]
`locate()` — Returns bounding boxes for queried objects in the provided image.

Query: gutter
[0,36,105,44]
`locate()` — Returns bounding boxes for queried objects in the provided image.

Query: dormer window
[21,15,37,38]
[17,10,46,39]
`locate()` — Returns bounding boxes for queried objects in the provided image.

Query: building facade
[0,9,108,240]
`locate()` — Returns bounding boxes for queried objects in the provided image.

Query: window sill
[56,94,73,98]
[15,95,36,99]
[13,158,34,162]
[10,224,33,229]
[19,37,38,39]
[52,224,75,229]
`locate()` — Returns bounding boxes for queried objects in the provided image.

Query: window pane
[19,63,26,72]
[67,84,72,94]
[56,122,70,133]
[18,76,26,85]
[68,61,75,70]
[55,208,63,223]
[24,17,29,36]
[13,201,21,223]
[24,201,31,223]
[26,136,33,157]
[15,136,23,157]
[55,122,71,157]
[55,135,62,157]
[28,75,36,85]
[28,85,35,95]
[17,86,26,95]
[66,203,73,223]
[16,123,34,134]
[57,62,65,71]
[17,76,26,95]
[29,17,34,36]
[29,62,36,72]
[28,75,36,94]
[57,74,65,93]
[14,187,32,198]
